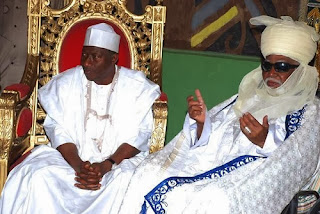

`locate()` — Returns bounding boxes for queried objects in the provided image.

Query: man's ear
[112,53,119,64]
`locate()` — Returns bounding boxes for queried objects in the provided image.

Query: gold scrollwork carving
[149,101,168,153]
[306,6,320,89]
[0,92,20,161]
[29,16,40,55]
[149,23,163,85]
[29,0,41,15]
[21,55,38,87]
[153,7,163,22]
[144,6,153,23]
[307,7,320,32]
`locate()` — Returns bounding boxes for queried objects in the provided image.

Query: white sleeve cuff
[256,121,286,156]
[183,110,211,149]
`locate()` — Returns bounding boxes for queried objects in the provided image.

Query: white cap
[83,23,120,53]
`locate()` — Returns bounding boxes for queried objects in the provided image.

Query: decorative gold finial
[307,7,320,33]
[156,0,163,5]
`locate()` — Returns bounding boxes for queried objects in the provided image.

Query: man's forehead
[265,54,299,64]
[82,46,109,53]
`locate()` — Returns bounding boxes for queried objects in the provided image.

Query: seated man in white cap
[0,23,160,213]
[117,16,320,213]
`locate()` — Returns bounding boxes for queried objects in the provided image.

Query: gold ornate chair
[0,0,167,193]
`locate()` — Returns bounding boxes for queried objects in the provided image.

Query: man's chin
[267,84,280,89]
[84,74,94,81]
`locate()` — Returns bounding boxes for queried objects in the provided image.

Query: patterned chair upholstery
[0,0,167,193]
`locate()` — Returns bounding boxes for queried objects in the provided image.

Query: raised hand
[187,89,206,124]
[239,113,269,148]
[187,89,207,139]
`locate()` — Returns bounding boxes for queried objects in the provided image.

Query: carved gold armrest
[0,90,29,193]
[150,98,168,153]
[0,54,38,193]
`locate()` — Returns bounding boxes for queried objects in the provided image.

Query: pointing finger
[195,89,204,104]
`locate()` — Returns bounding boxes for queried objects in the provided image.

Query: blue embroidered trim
[285,106,306,140]
[140,201,147,214]
[140,103,305,214]
[141,155,264,214]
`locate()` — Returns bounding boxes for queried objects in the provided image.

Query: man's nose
[269,66,277,76]
[82,55,93,66]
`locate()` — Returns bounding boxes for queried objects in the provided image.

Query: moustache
[264,77,283,86]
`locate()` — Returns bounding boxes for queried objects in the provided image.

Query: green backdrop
[162,48,260,143]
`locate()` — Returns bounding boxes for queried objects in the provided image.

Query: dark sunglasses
[261,61,299,73]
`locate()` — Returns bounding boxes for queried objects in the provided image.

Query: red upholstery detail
[9,151,31,172]
[4,84,30,100]
[159,92,168,101]
[16,107,33,137]
[59,19,131,73]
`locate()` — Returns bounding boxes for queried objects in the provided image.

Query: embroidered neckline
[84,66,120,151]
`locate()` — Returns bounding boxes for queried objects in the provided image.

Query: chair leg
[0,159,8,194]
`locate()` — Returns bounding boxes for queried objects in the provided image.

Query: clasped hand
[74,160,112,190]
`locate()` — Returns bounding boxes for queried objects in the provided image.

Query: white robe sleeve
[114,73,160,152]
[255,116,286,156]
[131,106,156,152]
[185,110,212,149]
[38,67,81,149]
[183,95,287,157]
[133,86,160,151]
[185,96,238,149]
[42,115,75,148]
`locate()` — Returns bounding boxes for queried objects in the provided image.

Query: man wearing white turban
[0,23,160,213]
[116,16,320,213]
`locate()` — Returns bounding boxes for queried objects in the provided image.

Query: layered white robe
[0,65,160,214]
[118,96,320,214]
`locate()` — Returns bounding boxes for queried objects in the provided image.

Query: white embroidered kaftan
[118,95,320,214]
[0,65,160,214]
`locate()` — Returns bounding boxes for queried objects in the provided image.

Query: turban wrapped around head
[232,16,319,121]
[250,15,319,64]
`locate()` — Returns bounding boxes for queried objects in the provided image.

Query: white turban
[250,15,319,64]
[233,16,319,122]
[83,23,120,53]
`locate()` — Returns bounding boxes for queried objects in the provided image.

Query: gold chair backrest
[26,0,166,148]
[0,0,166,193]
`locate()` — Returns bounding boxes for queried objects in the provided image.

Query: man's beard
[264,77,283,88]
